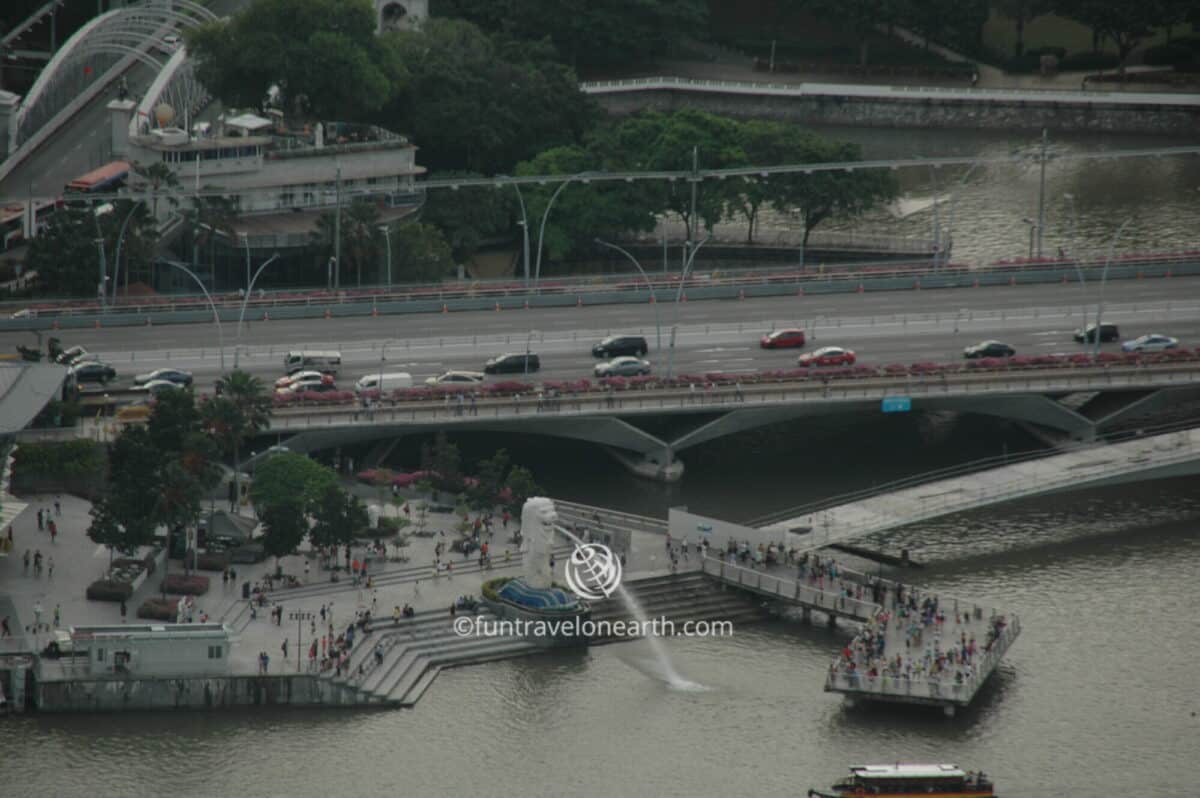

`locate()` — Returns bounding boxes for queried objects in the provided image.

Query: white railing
[700,555,881,620]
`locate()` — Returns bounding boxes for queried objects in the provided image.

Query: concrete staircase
[588,571,769,644]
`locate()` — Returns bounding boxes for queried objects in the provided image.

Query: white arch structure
[131,45,209,139]
[10,0,215,154]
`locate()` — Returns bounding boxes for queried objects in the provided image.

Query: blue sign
[881,396,912,413]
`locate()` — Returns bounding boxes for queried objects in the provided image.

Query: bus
[1,199,60,253]
[64,160,131,195]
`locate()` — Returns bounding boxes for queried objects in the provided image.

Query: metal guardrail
[3,252,1199,324]
[81,299,1200,366]
[700,555,880,620]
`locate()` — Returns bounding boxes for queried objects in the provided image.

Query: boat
[808,764,996,797]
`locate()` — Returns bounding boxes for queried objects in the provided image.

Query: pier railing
[700,555,882,621]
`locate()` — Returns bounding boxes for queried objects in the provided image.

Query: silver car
[594,356,651,378]
[1121,334,1179,353]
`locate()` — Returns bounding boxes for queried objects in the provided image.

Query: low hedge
[137,597,179,621]
[192,551,230,572]
[1060,51,1120,71]
[161,573,210,595]
[87,579,134,602]
[481,577,512,603]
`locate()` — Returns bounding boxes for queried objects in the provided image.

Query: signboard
[881,396,912,413]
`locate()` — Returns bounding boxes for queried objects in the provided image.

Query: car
[760,329,807,349]
[483,352,541,375]
[141,380,184,396]
[134,368,193,387]
[1073,322,1120,343]
[70,361,116,384]
[425,370,486,387]
[796,346,856,367]
[963,340,1015,359]
[278,375,336,395]
[591,335,648,358]
[54,345,88,365]
[275,370,323,390]
[1122,334,1179,352]
[594,356,651,378]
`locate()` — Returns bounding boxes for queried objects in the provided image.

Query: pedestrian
[33,550,42,577]
[304,561,310,582]
[446,561,453,579]
[970,70,979,88]
[54,498,62,516]
[120,599,127,622]
[48,520,57,544]
[33,601,43,630]
[222,569,229,587]
[281,638,289,659]
[36,509,43,531]
[1,616,11,637]
[48,556,54,579]
[450,603,456,617]
[22,549,30,575]
[413,579,420,596]
[53,604,61,628]
[320,604,327,622]
[6,525,12,544]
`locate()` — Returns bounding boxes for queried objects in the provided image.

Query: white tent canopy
[223,113,273,134]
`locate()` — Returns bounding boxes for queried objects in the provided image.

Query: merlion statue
[521,497,559,589]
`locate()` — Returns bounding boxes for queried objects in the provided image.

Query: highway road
[7,280,1197,394]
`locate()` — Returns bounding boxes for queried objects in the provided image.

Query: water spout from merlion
[520,497,700,691]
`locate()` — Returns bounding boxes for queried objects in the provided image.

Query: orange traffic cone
[681,293,688,303]
[94,319,101,329]
[52,320,60,330]
[797,286,804,297]
[324,308,332,319]
[262,311,270,322]
[856,283,864,294]
[1166,269,1173,279]
[441,304,448,313]
[495,302,501,312]
[738,289,745,301]
[1062,274,1069,284]
[577,296,583,307]
[972,279,979,288]
[371,306,379,317]
[1136,271,1143,280]
[649,294,656,304]
[524,300,530,310]
[1009,276,1016,286]
[914,279,921,291]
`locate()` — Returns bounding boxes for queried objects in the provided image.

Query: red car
[797,346,857,367]
[760,328,807,349]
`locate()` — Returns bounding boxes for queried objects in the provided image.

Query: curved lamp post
[110,199,145,305]
[233,253,280,369]
[532,172,589,292]
[508,183,532,290]
[160,259,224,372]
[1093,218,1133,358]
[942,162,981,270]
[595,238,662,352]
[1062,193,1088,330]
[665,235,711,380]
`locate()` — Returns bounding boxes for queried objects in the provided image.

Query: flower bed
[86,579,134,602]
[137,597,180,621]
[192,551,230,572]
[161,573,210,595]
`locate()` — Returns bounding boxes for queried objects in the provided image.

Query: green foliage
[1056,0,1167,61]
[379,19,597,174]
[187,0,404,121]
[389,222,455,283]
[311,199,382,287]
[250,452,338,515]
[11,440,104,494]
[24,201,158,298]
[420,172,517,262]
[87,427,162,558]
[481,576,513,602]
[433,0,708,68]
[259,501,309,561]
[310,482,370,548]
[503,465,541,512]
[420,432,464,493]
[470,449,511,509]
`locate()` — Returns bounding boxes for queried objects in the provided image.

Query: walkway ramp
[760,426,1200,549]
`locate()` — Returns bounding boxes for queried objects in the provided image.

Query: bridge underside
[262,386,1200,482]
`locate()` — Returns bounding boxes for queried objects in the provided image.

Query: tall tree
[310,483,369,549]
[994,0,1053,56]
[202,370,271,510]
[311,200,384,287]
[390,222,456,283]
[503,465,541,513]
[132,161,181,218]
[259,501,310,565]
[419,171,517,263]
[87,426,162,561]
[798,0,894,65]
[1059,0,1167,65]
[187,0,405,121]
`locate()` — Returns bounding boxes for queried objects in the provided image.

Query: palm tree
[202,370,271,513]
[133,160,181,218]
[186,194,239,283]
[311,199,381,287]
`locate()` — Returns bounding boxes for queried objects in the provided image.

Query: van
[355,372,414,393]
[283,350,341,375]
[1073,323,1119,344]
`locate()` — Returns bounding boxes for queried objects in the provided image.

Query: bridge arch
[14,1,216,151]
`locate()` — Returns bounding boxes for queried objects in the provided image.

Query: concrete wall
[35,673,366,712]
[594,91,1200,135]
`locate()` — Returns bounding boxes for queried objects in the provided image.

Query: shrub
[86,579,134,602]
[377,516,411,534]
[1003,53,1043,73]
[137,597,179,621]
[161,573,210,595]
[1143,43,1198,68]
[192,551,229,572]
[11,439,106,498]
[481,576,512,602]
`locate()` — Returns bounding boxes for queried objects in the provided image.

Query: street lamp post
[160,259,224,372]
[665,235,711,380]
[1062,193,1088,330]
[595,238,662,352]
[378,224,392,287]
[111,199,144,305]
[234,253,279,369]
[533,172,588,291]
[93,203,114,310]
[1093,219,1133,358]
[927,164,942,269]
[1036,128,1048,259]
[525,330,538,376]
[1021,217,1038,259]
[510,183,532,290]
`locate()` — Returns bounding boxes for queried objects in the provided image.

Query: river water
[735,127,1200,266]
[4,413,1199,797]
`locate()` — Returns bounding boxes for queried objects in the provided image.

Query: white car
[425,370,485,387]
[594,356,651,378]
[1121,334,1179,353]
[275,370,324,391]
